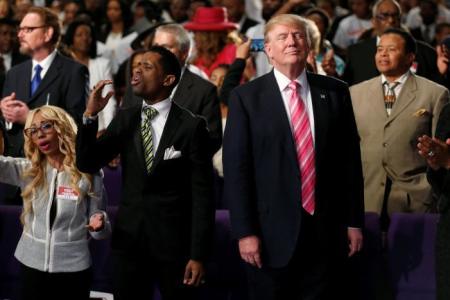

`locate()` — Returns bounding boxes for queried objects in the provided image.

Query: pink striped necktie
[288,81,316,215]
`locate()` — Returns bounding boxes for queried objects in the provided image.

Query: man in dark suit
[1,6,88,158]
[125,23,222,154]
[76,46,215,300]
[343,0,442,86]
[223,14,364,300]
[0,7,87,205]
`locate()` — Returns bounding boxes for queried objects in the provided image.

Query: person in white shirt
[64,19,117,132]
[333,0,373,51]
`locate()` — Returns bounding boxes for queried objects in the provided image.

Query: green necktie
[142,106,158,173]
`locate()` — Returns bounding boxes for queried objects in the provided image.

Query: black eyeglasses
[376,12,400,21]
[18,26,47,34]
[24,121,54,138]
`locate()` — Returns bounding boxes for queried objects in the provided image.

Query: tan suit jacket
[350,74,449,214]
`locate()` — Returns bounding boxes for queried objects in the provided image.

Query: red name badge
[410,61,418,74]
[57,186,79,200]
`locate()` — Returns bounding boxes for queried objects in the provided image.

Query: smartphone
[250,39,265,52]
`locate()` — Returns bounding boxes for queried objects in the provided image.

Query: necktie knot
[288,81,300,93]
[143,106,158,121]
[385,81,399,91]
[34,64,42,74]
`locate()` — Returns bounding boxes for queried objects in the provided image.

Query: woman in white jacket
[64,19,117,133]
[0,105,111,300]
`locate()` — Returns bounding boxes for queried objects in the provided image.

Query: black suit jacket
[343,36,440,86]
[124,68,222,154]
[223,71,364,268]
[2,53,88,156]
[76,103,215,262]
[428,103,450,213]
[0,50,29,97]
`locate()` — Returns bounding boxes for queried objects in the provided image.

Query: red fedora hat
[184,7,238,31]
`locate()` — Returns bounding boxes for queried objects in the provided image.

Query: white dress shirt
[31,49,57,81]
[380,71,410,100]
[1,52,11,71]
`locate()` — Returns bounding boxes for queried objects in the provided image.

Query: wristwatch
[82,113,98,125]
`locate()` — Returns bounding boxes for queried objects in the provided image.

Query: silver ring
[428,150,435,157]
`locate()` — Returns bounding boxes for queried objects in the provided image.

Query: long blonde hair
[20,105,92,225]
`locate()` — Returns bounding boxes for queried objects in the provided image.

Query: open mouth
[38,140,50,152]
[131,74,141,86]
[377,60,390,65]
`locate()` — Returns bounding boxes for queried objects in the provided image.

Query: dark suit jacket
[0,51,29,98]
[2,53,88,157]
[76,102,215,262]
[123,68,222,154]
[343,36,440,86]
[426,103,450,299]
[428,103,450,214]
[223,71,364,268]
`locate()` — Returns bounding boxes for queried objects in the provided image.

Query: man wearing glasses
[0,6,88,204]
[343,0,442,86]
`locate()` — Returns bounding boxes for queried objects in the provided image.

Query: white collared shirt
[380,71,410,99]
[31,49,57,81]
[273,68,315,143]
[1,52,11,71]
[141,97,172,153]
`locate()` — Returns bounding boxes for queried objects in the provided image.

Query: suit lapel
[29,54,61,103]
[367,77,389,119]
[172,69,192,105]
[387,74,417,123]
[307,73,329,161]
[22,61,32,102]
[129,104,149,175]
[151,103,182,170]
[264,72,299,174]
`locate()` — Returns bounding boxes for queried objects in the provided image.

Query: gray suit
[350,73,449,214]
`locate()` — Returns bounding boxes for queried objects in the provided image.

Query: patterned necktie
[31,64,42,96]
[142,106,159,173]
[383,81,400,116]
[288,81,316,215]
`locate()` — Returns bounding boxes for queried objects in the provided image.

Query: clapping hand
[417,135,450,170]
[0,92,29,125]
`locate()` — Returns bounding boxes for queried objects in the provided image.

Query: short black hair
[147,45,181,87]
[382,27,417,55]
[135,0,163,23]
[64,20,97,58]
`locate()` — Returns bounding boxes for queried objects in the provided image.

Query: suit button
[382,142,387,147]
[381,182,385,186]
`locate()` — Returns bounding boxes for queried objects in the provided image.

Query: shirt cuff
[82,114,98,125]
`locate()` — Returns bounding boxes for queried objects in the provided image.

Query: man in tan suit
[350,28,449,229]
